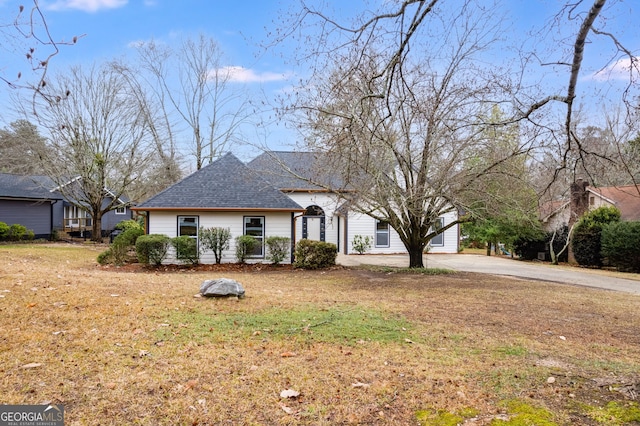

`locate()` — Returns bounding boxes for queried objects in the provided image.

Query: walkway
[336,253,640,295]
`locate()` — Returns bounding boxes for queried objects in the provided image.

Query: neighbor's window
[115,205,126,215]
[375,220,390,247]
[429,217,444,247]
[178,216,199,238]
[244,216,264,257]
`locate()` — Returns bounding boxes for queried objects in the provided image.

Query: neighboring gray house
[0,173,133,239]
[0,174,64,239]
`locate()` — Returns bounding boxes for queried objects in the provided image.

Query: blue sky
[0,0,638,160]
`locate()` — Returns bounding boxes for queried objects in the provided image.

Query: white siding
[286,192,342,248]
[147,211,293,264]
[345,210,459,254]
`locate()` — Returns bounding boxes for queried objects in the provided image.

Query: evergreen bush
[136,234,170,266]
[571,206,620,268]
[199,227,231,264]
[351,235,372,254]
[8,223,28,241]
[172,236,199,264]
[601,221,640,272]
[0,222,8,240]
[235,235,258,263]
[293,239,337,269]
[266,236,290,265]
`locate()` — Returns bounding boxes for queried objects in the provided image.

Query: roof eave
[131,206,305,213]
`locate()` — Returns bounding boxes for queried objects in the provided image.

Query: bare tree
[110,60,183,200]
[1,1,82,106]
[281,2,539,268]
[274,0,638,267]
[20,63,153,242]
[132,34,251,170]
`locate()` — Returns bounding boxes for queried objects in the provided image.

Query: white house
[133,151,460,264]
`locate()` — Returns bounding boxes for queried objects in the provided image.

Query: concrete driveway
[336,253,640,295]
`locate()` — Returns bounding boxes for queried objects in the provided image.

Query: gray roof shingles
[137,153,303,210]
[0,173,63,200]
[247,151,346,190]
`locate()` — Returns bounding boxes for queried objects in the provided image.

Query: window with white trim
[244,216,265,257]
[115,205,126,215]
[178,216,198,238]
[429,217,444,246]
[375,220,390,247]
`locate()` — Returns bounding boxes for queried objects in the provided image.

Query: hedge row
[0,222,35,241]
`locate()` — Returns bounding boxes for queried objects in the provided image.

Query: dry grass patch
[1,244,639,425]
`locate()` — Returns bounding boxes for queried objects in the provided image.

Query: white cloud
[586,57,640,82]
[214,66,291,83]
[45,0,128,13]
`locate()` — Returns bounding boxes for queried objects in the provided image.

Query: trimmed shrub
[266,236,291,265]
[114,227,144,247]
[293,239,337,269]
[136,234,170,266]
[96,249,113,265]
[172,236,199,264]
[352,235,372,255]
[115,219,143,232]
[601,221,640,272]
[199,227,232,264]
[571,206,621,268]
[235,235,258,264]
[97,227,144,265]
[0,222,9,240]
[8,224,29,241]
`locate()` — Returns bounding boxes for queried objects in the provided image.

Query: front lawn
[1,244,639,425]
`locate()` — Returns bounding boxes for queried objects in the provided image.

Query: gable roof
[588,185,640,221]
[539,199,569,222]
[0,173,63,201]
[247,151,348,191]
[134,153,303,211]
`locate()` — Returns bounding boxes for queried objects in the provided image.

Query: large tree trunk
[409,248,425,269]
[91,211,102,243]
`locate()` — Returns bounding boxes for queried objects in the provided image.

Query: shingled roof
[589,185,640,221]
[0,173,63,200]
[135,153,303,211]
[247,151,347,191]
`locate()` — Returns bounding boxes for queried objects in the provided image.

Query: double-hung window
[178,216,199,239]
[375,220,390,247]
[429,217,444,246]
[244,216,264,257]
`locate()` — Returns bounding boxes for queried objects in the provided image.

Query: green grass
[585,401,640,425]
[158,305,418,345]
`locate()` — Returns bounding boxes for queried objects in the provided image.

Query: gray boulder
[199,278,245,298]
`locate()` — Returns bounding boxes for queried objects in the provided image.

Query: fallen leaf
[21,363,42,369]
[280,389,300,399]
[185,379,198,390]
[351,382,371,388]
[559,336,567,340]
[281,351,297,358]
[27,303,37,308]
[279,403,294,414]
